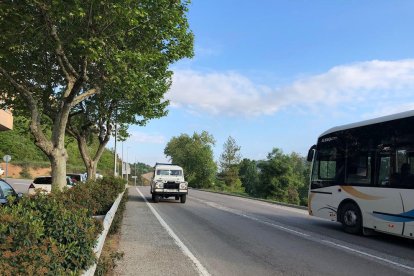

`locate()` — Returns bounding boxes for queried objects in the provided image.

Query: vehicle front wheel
[340,202,362,234]
[154,195,161,203]
[180,194,187,204]
[175,196,179,200]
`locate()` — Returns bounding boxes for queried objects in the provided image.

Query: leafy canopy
[164,131,217,188]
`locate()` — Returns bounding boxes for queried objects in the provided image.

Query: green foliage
[132,162,153,176]
[239,158,260,195]
[254,149,309,205]
[19,163,32,179]
[0,194,101,275]
[109,188,128,235]
[95,187,128,275]
[164,131,217,188]
[0,0,194,190]
[57,176,127,216]
[95,251,124,276]
[219,136,242,187]
[0,116,116,175]
[0,117,49,162]
[0,176,126,274]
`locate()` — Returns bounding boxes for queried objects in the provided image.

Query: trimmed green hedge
[0,176,126,275]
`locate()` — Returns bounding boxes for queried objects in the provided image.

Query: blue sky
[110,1,414,166]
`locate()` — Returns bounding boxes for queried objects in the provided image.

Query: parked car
[28,176,74,194]
[67,173,87,184]
[0,178,22,205]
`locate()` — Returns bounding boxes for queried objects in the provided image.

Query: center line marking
[136,187,211,276]
[192,196,414,272]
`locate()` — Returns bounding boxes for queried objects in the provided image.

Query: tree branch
[72,87,100,106]
[37,2,79,81]
[0,65,53,155]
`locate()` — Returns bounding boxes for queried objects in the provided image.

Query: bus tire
[340,202,362,234]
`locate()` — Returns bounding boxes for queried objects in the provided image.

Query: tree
[0,1,193,190]
[288,152,311,205]
[254,148,309,205]
[164,131,217,188]
[239,158,260,195]
[219,136,242,188]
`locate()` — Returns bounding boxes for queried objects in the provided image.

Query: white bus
[307,110,414,238]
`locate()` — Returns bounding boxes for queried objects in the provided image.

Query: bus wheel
[341,202,362,234]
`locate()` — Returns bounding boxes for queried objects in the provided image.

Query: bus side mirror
[307,145,316,162]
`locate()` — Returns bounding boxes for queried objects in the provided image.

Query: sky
[109,0,414,166]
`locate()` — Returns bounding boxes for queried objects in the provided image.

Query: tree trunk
[76,131,110,181]
[50,148,68,191]
[87,161,97,181]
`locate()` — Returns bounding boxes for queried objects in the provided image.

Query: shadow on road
[128,194,146,203]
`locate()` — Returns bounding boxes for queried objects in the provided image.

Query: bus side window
[378,156,391,186]
[345,153,372,185]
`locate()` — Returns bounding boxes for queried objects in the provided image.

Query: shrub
[56,176,127,216]
[0,194,101,275]
[0,176,126,274]
[19,163,32,179]
[109,189,129,235]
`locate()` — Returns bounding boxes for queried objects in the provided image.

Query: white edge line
[322,240,414,271]
[136,187,211,276]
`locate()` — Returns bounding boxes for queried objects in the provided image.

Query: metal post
[114,122,117,177]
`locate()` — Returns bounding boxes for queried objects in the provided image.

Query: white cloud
[167,59,414,116]
[129,131,166,144]
[362,102,414,119]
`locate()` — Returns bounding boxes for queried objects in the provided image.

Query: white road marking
[136,187,211,276]
[322,240,414,271]
[193,196,414,273]
[202,200,310,237]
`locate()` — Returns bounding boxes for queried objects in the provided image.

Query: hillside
[0,116,116,177]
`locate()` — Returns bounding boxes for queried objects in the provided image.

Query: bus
[307,110,414,238]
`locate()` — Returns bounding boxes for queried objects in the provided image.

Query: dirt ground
[0,162,51,179]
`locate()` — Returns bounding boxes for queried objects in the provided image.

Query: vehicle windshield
[0,180,15,198]
[156,170,182,176]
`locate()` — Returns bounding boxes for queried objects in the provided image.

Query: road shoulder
[114,186,199,276]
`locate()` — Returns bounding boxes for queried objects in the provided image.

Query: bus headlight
[180,182,188,189]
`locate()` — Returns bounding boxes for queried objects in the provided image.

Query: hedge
[0,176,126,275]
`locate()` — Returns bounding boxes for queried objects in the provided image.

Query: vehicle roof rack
[154,162,179,167]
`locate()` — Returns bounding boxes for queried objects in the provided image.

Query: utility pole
[135,157,137,186]
[113,122,118,177]
[121,141,124,179]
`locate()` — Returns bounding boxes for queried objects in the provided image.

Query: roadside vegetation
[0,1,194,190]
[165,133,310,206]
[0,177,126,275]
[0,116,115,177]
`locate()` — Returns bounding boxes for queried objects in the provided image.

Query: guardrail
[83,190,126,276]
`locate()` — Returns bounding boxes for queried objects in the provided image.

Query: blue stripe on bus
[372,210,414,223]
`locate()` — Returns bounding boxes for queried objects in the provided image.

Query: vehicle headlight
[155,182,164,189]
[180,182,188,189]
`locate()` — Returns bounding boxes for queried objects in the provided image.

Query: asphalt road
[115,187,414,276]
[6,178,32,194]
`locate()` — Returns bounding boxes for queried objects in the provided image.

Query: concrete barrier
[83,190,125,276]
